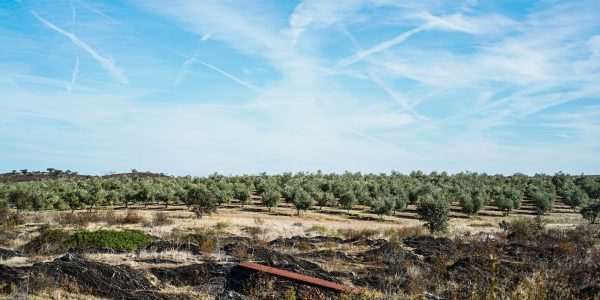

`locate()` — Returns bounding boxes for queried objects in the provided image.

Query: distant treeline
[1,171,599,231]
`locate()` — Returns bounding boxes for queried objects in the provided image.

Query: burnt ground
[1,227,600,299]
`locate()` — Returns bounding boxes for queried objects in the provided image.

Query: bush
[188,227,218,253]
[214,220,230,232]
[120,211,147,224]
[105,209,117,226]
[64,229,155,251]
[0,207,24,230]
[150,212,173,226]
[53,212,104,227]
[504,218,543,242]
[306,224,328,235]
[417,199,449,234]
[23,227,70,255]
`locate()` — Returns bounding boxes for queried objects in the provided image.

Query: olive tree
[261,188,281,211]
[8,189,33,211]
[187,184,216,218]
[581,201,600,224]
[531,190,555,215]
[339,191,357,212]
[62,188,86,212]
[417,197,450,234]
[233,183,253,207]
[494,186,523,215]
[371,195,396,218]
[316,192,336,209]
[459,190,486,216]
[292,189,314,215]
[563,187,589,210]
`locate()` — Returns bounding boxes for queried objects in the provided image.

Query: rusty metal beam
[238,261,360,294]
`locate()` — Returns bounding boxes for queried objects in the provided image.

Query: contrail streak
[174,52,262,92]
[32,11,129,85]
[67,54,79,93]
[335,24,430,68]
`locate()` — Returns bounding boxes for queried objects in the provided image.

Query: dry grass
[214,221,230,232]
[120,211,147,225]
[28,289,108,300]
[253,216,265,226]
[337,228,380,240]
[0,256,28,267]
[145,212,173,227]
[83,249,198,267]
[305,224,329,235]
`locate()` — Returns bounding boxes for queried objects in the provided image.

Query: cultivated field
[1,171,599,299]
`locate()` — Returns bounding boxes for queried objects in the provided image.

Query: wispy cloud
[201,32,212,41]
[67,54,79,93]
[367,70,421,118]
[32,11,129,85]
[173,52,197,86]
[174,51,261,92]
[335,24,430,68]
[195,59,262,92]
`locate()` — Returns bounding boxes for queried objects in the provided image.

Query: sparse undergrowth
[1,219,599,299]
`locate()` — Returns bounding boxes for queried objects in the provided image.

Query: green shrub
[64,229,155,251]
[23,227,70,255]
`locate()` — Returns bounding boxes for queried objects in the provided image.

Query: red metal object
[238,262,360,295]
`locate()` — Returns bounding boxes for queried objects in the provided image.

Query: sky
[0,0,599,176]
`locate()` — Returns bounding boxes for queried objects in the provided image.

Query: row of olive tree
[1,171,599,230]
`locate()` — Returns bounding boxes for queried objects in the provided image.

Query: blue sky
[1,0,599,175]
